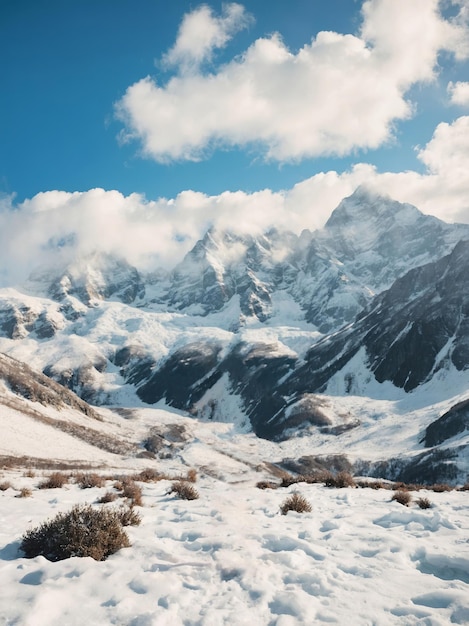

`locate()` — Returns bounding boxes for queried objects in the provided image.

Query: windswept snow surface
[1,406,469,625]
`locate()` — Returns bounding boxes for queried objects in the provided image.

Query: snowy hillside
[1,403,469,625]
[0,345,468,626]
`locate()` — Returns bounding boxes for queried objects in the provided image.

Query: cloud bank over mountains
[2,110,469,285]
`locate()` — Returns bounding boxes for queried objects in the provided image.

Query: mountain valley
[1,187,469,484]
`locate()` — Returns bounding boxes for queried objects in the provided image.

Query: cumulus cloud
[162,3,252,72]
[115,0,469,163]
[448,80,469,106]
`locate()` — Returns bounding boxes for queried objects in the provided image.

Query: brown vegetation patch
[170,481,199,500]
[20,504,130,561]
[391,490,412,506]
[118,478,143,506]
[97,491,118,504]
[416,497,432,509]
[38,472,69,489]
[0,455,103,471]
[116,506,142,527]
[74,472,106,489]
[430,483,453,493]
[0,395,135,456]
[280,492,312,515]
[256,480,280,490]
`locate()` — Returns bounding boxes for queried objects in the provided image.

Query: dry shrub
[333,471,355,488]
[393,482,423,492]
[392,490,412,506]
[20,504,130,562]
[97,491,118,504]
[416,497,432,509]
[120,478,143,506]
[23,469,36,478]
[356,479,387,490]
[319,472,336,487]
[256,480,279,490]
[279,470,355,488]
[430,483,453,493]
[170,481,199,500]
[117,506,142,527]
[459,482,469,492]
[38,472,69,489]
[279,473,318,487]
[74,472,106,489]
[280,474,303,488]
[280,492,312,515]
[135,468,162,483]
[308,471,336,484]
[0,481,12,491]
[186,468,197,483]
[17,487,32,498]
[324,471,355,488]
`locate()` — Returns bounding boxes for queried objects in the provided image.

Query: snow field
[1,469,469,625]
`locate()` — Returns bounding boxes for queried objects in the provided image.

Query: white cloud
[116,0,469,163]
[162,3,252,73]
[448,80,469,106]
[417,115,469,177]
[3,112,469,285]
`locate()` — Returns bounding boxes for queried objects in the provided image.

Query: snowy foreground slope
[1,405,469,626]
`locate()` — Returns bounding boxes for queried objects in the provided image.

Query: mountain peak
[324,186,421,230]
[27,251,145,306]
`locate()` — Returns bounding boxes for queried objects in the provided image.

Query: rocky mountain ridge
[1,187,469,483]
[13,187,468,334]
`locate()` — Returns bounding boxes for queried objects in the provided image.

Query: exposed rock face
[214,342,297,438]
[135,342,224,408]
[43,358,108,404]
[317,187,466,290]
[292,187,469,331]
[0,303,64,340]
[424,399,469,447]
[284,239,469,398]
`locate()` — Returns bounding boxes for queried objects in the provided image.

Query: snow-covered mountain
[1,187,469,483]
[140,187,469,332]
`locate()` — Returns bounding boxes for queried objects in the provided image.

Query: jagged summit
[318,186,469,292]
[28,252,146,306]
[324,185,420,229]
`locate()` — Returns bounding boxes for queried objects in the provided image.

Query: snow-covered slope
[1,187,469,482]
[1,404,469,625]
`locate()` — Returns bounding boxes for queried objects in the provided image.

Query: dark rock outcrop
[425,399,469,447]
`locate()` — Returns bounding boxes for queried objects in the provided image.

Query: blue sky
[0,0,363,201]
[1,0,469,280]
